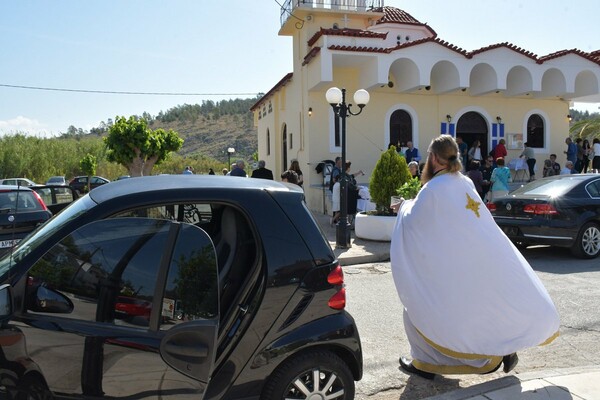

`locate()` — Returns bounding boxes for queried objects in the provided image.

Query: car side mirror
[30,286,74,314]
[0,284,13,320]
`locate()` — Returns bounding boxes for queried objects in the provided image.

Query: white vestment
[391,172,559,372]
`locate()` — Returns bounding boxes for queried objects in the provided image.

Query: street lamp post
[227,147,235,168]
[326,87,370,249]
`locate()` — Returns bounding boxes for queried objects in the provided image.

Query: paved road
[344,245,600,399]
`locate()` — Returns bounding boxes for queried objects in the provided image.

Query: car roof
[89,175,300,204]
[1,178,35,183]
[0,185,33,191]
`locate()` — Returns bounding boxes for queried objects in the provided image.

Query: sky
[1,0,599,136]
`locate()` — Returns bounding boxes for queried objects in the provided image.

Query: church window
[527,114,544,148]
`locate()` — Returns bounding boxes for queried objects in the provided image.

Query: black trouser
[526,158,536,178]
[583,156,590,173]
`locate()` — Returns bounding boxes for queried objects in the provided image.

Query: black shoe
[502,353,519,373]
[399,356,436,380]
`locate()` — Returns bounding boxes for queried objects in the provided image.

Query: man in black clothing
[480,155,495,202]
[251,160,274,180]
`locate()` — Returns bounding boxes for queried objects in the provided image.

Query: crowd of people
[181,159,308,190]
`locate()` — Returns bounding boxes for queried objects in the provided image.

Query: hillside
[149,98,259,162]
[150,113,258,162]
[84,98,260,163]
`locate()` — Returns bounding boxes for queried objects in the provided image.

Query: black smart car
[0,175,362,399]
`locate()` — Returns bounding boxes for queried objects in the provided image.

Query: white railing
[280,0,384,26]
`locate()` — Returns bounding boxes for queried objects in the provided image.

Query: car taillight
[31,191,48,211]
[328,288,346,310]
[327,264,345,309]
[523,204,558,215]
[486,203,496,212]
[327,265,344,285]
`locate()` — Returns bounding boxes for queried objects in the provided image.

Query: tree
[104,116,183,177]
[80,154,97,193]
[570,116,600,142]
[369,147,411,216]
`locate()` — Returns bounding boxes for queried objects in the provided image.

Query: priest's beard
[421,156,436,184]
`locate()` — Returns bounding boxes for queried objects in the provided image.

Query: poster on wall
[508,133,523,149]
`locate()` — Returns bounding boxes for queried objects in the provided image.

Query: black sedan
[0,175,361,400]
[487,174,600,258]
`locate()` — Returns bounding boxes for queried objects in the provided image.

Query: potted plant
[355,147,412,241]
[397,176,422,200]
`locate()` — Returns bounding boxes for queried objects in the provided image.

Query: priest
[390,134,559,379]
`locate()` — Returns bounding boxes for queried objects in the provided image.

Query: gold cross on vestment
[465,193,481,218]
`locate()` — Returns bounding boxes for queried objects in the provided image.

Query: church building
[251,1,600,213]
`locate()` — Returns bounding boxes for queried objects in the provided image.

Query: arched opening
[389,110,413,148]
[281,124,288,172]
[266,128,271,156]
[456,112,489,157]
[527,114,544,148]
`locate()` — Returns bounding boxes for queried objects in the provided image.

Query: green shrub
[397,177,422,200]
[369,147,411,215]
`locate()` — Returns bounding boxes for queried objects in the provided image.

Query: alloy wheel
[284,367,345,400]
[582,225,600,256]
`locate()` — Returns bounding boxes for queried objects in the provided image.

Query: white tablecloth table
[357,199,376,212]
[508,158,529,182]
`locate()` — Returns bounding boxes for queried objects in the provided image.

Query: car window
[111,203,258,320]
[113,203,213,226]
[33,186,76,206]
[25,217,218,330]
[586,179,600,198]
[161,223,218,329]
[511,177,587,197]
[0,191,44,211]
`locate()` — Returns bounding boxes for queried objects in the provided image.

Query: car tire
[571,222,600,259]
[17,374,52,400]
[261,350,354,400]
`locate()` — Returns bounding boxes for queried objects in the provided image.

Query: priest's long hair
[421,134,463,184]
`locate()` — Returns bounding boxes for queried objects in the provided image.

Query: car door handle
[163,342,209,358]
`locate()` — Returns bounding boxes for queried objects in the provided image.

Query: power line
[0,83,260,97]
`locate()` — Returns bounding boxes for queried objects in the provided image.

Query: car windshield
[0,195,95,278]
[511,176,588,197]
[0,191,44,212]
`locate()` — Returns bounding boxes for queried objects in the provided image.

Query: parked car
[487,174,600,258]
[0,175,362,399]
[31,185,79,215]
[68,175,110,194]
[116,175,131,180]
[45,176,67,185]
[0,178,38,187]
[0,185,52,256]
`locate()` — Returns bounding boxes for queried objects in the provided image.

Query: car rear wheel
[571,222,600,259]
[261,350,354,400]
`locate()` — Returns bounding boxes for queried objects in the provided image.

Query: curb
[423,366,600,400]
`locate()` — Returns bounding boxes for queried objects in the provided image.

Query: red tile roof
[469,42,538,61]
[328,36,468,57]
[538,49,600,66]
[302,46,321,66]
[308,28,387,47]
[373,6,437,37]
[250,72,293,111]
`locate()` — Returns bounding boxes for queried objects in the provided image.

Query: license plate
[0,239,20,248]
